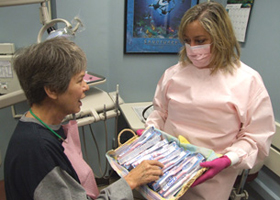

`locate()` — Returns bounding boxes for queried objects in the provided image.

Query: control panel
[0,43,21,94]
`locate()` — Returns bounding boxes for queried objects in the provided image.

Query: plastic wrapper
[106,127,218,200]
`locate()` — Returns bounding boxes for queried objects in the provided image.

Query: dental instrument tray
[83,71,106,86]
[106,127,218,200]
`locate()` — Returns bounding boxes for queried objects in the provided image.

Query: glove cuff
[225,152,239,166]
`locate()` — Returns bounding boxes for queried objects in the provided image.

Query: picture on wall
[124,0,198,54]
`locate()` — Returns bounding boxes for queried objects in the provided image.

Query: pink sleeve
[224,82,275,169]
[145,76,167,129]
[145,64,180,129]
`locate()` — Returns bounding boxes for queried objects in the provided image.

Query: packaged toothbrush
[118,130,161,165]
[150,152,193,191]
[106,127,214,200]
[153,141,178,161]
[131,141,175,168]
[162,164,202,198]
[122,139,169,170]
[115,126,157,157]
[157,147,182,166]
[162,149,191,173]
[117,129,154,160]
[158,153,205,197]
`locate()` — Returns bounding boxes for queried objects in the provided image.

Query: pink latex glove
[191,155,231,187]
[136,129,145,136]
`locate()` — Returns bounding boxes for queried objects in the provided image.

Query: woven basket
[106,128,207,200]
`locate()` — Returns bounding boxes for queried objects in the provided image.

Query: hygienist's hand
[136,129,145,136]
[191,155,231,187]
[124,160,164,190]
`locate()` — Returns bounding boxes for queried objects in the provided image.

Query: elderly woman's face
[56,70,89,116]
[183,20,212,46]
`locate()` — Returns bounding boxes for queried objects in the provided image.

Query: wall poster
[124,0,198,54]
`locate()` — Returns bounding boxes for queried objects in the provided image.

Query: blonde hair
[178,2,240,74]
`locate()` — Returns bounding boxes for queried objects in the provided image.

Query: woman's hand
[124,160,164,189]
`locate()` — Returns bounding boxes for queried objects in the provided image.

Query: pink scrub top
[146,61,275,200]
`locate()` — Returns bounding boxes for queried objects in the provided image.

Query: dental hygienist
[4,37,163,200]
[146,2,275,200]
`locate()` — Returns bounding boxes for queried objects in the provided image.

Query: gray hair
[13,37,87,106]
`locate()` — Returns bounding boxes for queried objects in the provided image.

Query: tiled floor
[243,183,265,200]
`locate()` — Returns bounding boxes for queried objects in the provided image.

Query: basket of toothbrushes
[106,126,219,200]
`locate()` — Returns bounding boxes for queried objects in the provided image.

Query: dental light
[0,0,84,43]
[37,16,83,43]
[0,0,83,109]
[0,0,47,7]
[37,1,83,43]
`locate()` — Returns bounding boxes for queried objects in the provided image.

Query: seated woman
[4,37,163,200]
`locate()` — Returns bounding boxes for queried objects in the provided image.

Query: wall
[54,0,280,120]
[54,1,179,102]
[0,0,280,198]
[0,3,44,180]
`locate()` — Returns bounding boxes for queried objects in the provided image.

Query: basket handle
[118,128,137,146]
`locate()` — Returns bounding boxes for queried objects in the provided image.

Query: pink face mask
[186,43,212,68]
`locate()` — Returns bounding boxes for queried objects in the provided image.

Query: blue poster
[125,0,198,53]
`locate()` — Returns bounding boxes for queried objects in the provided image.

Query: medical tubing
[114,113,118,148]
[83,97,122,179]
[103,120,115,179]
[102,105,110,178]
[100,104,114,179]
[87,120,111,179]
[114,84,119,149]
[142,103,153,121]
[81,126,89,162]
[82,125,105,178]
[87,124,104,178]
[101,119,109,179]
